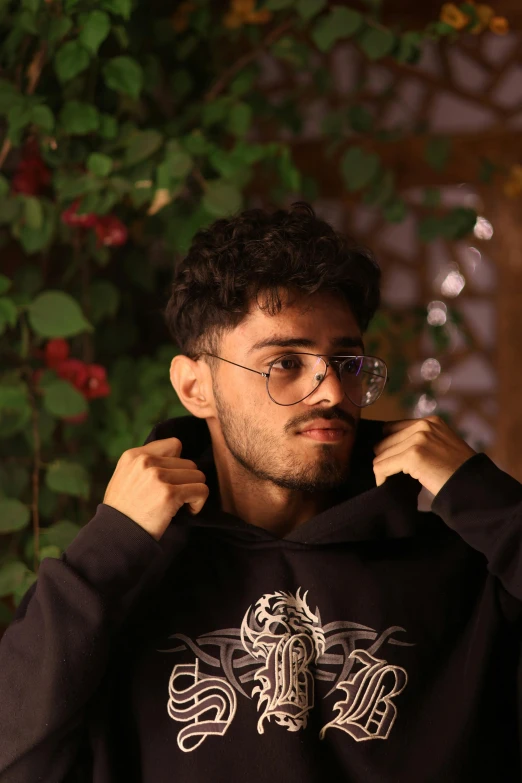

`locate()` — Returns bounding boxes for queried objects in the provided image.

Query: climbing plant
[0,0,509,624]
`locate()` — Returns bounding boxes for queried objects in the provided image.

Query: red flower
[44,338,69,367]
[61,199,98,228]
[83,363,111,399]
[54,358,90,390]
[94,214,128,247]
[11,139,51,196]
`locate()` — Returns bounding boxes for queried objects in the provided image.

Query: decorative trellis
[248,29,522,482]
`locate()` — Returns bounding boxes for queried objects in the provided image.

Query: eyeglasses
[194,352,388,407]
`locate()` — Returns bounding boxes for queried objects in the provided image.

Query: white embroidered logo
[159,589,412,752]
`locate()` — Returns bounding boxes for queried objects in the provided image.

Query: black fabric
[1,414,522,782]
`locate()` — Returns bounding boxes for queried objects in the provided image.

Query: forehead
[226,290,361,348]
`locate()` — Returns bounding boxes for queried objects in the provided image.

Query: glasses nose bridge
[313,355,345,387]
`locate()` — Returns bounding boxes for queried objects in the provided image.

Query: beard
[212,381,354,493]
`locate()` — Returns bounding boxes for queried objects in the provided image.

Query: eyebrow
[247,335,365,354]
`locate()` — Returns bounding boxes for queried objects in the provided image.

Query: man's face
[207,290,363,493]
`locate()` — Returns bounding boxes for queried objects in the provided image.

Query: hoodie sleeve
[0,502,163,783]
[431,452,522,603]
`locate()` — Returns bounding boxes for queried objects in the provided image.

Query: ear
[170,354,214,418]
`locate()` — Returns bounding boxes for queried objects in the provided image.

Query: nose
[305,361,347,406]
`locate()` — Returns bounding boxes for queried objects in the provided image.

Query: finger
[155,467,207,485]
[140,456,201,472]
[373,450,419,486]
[175,482,210,515]
[374,429,415,456]
[139,436,183,458]
[374,432,427,463]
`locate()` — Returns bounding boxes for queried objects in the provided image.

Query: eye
[270,356,303,371]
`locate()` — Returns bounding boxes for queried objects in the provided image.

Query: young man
[1,202,521,782]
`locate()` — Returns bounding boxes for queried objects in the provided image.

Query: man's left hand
[373,415,477,496]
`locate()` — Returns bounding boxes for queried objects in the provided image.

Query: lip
[299,429,348,442]
[299,419,348,433]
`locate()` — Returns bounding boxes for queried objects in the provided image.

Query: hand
[103,437,209,542]
[372,415,477,496]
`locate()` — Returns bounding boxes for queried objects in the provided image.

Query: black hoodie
[1,415,522,783]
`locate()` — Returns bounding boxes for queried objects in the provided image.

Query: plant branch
[0,42,47,170]
[204,18,294,103]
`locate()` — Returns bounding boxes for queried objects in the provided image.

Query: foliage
[0,0,502,623]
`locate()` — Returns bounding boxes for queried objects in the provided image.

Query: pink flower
[61,199,98,228]
[94,214,128,247]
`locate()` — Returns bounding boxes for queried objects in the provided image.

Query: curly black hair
[164,201,381,360]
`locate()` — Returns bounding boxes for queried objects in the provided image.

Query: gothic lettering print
[158,588,414,752]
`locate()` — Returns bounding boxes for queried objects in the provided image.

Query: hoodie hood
[143,414,427,545]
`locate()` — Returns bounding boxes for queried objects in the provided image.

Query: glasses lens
[267,354,387,407]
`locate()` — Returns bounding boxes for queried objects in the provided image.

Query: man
[1,201,522,782]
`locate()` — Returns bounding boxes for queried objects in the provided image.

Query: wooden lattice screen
[248,29,522,483]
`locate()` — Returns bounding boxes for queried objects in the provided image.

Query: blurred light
[135,180,153,188]
[474,216,493,240]
[465,246,481,273]
[427,300,447,325]
[432,372,452,395]
[414,394,438,418]
[441,270,466,297]
[421,358,441,381]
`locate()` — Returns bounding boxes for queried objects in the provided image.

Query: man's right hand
[103,437,209,541]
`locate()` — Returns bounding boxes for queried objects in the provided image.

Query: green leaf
[103,56,143,99]
[382,197,406,223]
[0,274,11,294]
[296,0,326,21]
[47,16,73,44]
[87,152,113,176]
[12,570,37,608]
[43,380,88,418]
[478,157,496,184]
[277,146,301,191]
[395,31,422,64]
[0,175,8,198]
[46,460,89,499]
[202,181,243,217]
[341,146,381,191]
[440,207,477,240]
[0,298,18,334]
[101,0,132,19]
[229,66,258,97]
[89,279,120,323]
[227,102,252,137]
[124,129,163,166]
[98,115,118,141]
[79,10,111,54]
[423,187,441,208]
[0,561,31,596]
[31,104,55,132]
[265,0,294,8]
[358,26,397,60]
[7,103,33,144]
[59,101,100,135]
[425,137,451,171]
[163,140,192,178]
[0,499,30,534]
[418,215,442,242]
[39,545,61,561]
[311,6,362,52]
[54,40,90,83]
[16,200,56,254]
[28,290,93,338]
[43,520,82,549]
[24,196,43,230]
[347,105,373,133]
[202,96,230,128]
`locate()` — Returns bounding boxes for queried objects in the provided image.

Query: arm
[0,503,163,783]
[431,452,522,602]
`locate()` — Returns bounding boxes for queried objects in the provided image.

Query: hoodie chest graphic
[156,588,413,752]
